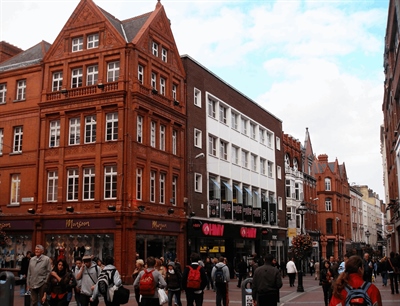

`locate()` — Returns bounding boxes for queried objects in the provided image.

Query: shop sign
[202,223,224,236]
[208,246,225,253]
[0,220,34,230]
[136,219,180,232]
[240,227,257,238]
[43,218,116,230]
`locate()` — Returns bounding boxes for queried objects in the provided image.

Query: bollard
[241,277,253,306]
[0,271,15,306]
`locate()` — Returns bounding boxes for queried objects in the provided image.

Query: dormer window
[87,34,99,49]
[72,37,83,52]
[152,42,159,57]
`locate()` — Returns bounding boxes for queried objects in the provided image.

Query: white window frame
[49,120,60,147]
[251,154,257,171]
[152,42,159,57]
[0,83,6,103]
[219,105,227,124]
[208,98,216,118]
[208,135,217,156]
[136,168,142,200]
[52,72,63,92]
[231,145,239,164]
[276,136,281,150]
[277,165,282,179]
[16,80,26,100]
[47,171,58,202]
[13,126,23,153]
[150,121,156,148]
[172,84,177,100]
[83,167,95,200]
[160,125,166,151]
[267,132,272,148]
[194,129,202,148]
[325,178,331,191]
[86,65,98,86]
[107,61,120,82]
[151,72,157,89]
[231,112,238,130]
[194,88,201,107]
[260,158,266,175]
[105,112,118,141]
[84,115,96,144]
[87,33,99,49]
[241,118,248,135]
[162,48,167,62]
[242,150,248,168]
[195,173,202,192]
[137,115,143,143]
[138,65,144,84]
[172,130,177,155]
[71,68,83,88]
[259,128,265,144]
[72,37,83,52]
[159,173,165,204]
[67,168,79,201]
[325,199,332,211]
[268,161,273,177]
[160,77,166,95]
[104,165,117,200]
[172,176,177,206]
[219,139,228,160]
[150,171,156,203]
[250,123,256,139]
[0,128,3,155]
[10,174,21,205]
[69,118,80,145]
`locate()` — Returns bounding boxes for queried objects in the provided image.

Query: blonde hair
[136,259,144,266]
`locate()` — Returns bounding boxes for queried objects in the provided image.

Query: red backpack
[139,269,156,296]
[186,265,201,289]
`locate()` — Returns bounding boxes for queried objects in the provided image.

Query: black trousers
[287,273,296,286]
[185,290,204,306]
[257,292,279,306]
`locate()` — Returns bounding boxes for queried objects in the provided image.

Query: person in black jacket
[204,257,214,290]
[251,254,282,306]
[236,258,248,288]
[165,262,182,306]
[19,251,31,295]
[182,253,207,306]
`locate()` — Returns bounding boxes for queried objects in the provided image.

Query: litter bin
[0,271,15,306]
[241,277,253,306]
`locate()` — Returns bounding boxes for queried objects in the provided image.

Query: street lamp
[297,201,307,293]
[365,230,370,245]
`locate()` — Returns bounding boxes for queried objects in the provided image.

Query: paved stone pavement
[10,274,400,306]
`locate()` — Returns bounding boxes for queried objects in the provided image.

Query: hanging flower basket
[290,234,313,260]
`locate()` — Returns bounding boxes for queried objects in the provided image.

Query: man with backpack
[211,257,231,306]
[182,253,208,306]
[133,256,167,306]
[91,256,122,306]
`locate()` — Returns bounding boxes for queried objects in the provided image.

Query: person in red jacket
[330,255,382,306]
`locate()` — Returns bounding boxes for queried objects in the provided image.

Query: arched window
[325,178,331,191]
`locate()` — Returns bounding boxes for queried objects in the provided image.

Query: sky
[0,0,389,200]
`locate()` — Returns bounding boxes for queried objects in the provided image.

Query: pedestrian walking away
[252,254,283,306]
[27,245,52,306]
[330,255,382,306]
[211,257,230,306]
[286,258,297,287]
[182,253,208,306]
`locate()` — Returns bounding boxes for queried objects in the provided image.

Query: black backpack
[97,269,116,296]
[214,266,225,284]
[344,281,373,306]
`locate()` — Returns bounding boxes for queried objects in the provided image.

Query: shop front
[0,220,34,269]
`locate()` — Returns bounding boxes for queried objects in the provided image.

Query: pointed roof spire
[304,127,314,159]
[156,0,162,8]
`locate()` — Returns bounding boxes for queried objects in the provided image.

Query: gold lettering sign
[151,221,167,230]
[0,223,11,229]
[65,219,91,229]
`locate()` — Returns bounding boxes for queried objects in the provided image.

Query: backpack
[139,269,156,296]
[344,281,373,306]
[97,269,115,296]
[186,265,201,289]
[214,266,226,284]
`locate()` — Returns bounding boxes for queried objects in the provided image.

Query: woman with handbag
[46,259,77,306]
[387,251,399,294]
[320,260,334,306]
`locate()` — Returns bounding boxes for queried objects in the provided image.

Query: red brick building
[0,0,187,280]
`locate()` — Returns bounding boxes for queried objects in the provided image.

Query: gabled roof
[0,41,51,72]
